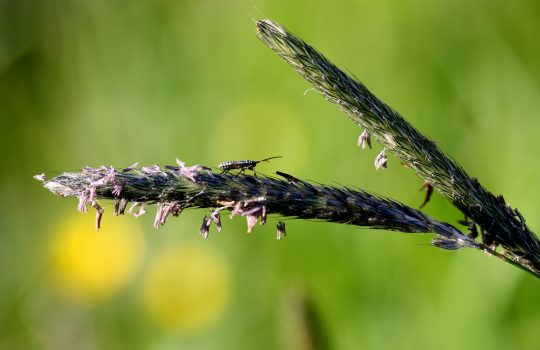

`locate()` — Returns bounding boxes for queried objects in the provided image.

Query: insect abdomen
[218,160,256,170]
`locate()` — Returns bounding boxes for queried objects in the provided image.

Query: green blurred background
[2,0,540,349]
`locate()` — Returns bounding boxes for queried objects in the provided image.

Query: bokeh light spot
[140,244,231,334]
[49,212,145,304]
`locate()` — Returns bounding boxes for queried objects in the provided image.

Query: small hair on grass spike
[200,215,212,239]
[419,181,434,209]
[276,171,302,184]
[211,209,223,232]
[91,201,104,230]
[374,149,387,170]
[33,173,47,182]
[357,130,371,149]
[277,221,286,240]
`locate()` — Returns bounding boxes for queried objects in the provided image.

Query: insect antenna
[257,156,283,163]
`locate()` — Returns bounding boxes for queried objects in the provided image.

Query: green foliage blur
[2,0,540,349]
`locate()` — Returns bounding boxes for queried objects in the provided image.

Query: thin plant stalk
[256,19,540,275]
[36,162,537,278]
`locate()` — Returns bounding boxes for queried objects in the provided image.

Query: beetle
[218,156,282,176]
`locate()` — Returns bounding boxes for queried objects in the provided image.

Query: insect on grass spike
[218,156,282,176]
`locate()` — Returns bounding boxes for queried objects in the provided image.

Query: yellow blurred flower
[140,244,231,334]
[49,212,145,304]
